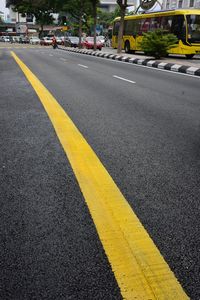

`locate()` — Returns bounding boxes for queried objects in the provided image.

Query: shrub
[140,29,178,59]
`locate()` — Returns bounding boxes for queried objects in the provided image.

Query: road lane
[0,49,122,300]
[12,51,189,299]
[1,47,200,299]
[27,48,200,299]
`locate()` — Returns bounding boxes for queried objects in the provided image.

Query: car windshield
[187,15,200,43]
[70,37,79,42]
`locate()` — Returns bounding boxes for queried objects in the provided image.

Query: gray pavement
[1,46,200,299]
[1,42,200,67]
[0,48,121,300]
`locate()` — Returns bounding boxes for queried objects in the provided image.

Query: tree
[10,0,63,36]
[116,0,128,54]
[97,8,119,31]
[90,0,100,50]
[62,0,92,48]
[140,29,178,59]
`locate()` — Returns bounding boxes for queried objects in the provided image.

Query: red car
[81,37,103,50]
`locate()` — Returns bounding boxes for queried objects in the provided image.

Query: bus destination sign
[140,0,157,10]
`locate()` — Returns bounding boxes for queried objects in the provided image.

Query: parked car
[19,36,29,44]
[12,36,20,43]
[1,36,10,43]
[97,35,105,46]
[30,37,40,45]
[81,37,103,50]
[64,36,79,47]
[40,37,52,46]
[60,36,65,43]
[55,37,63,45]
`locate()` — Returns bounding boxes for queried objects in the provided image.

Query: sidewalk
[58,45,200,77]
[101,47,200,68]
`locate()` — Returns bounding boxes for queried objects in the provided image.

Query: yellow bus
[112,9,200,58]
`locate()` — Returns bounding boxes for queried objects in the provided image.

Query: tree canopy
[8,0,63,28]
[8,0,124,51]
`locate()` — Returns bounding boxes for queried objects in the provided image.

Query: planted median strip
[11,50,189,300]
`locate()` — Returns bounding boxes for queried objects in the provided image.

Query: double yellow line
[11,51,189,300]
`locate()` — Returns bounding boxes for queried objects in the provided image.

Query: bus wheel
[185,54,194,59]
[125,41,130,54]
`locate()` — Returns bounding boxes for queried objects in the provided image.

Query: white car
[2,36,10,43]
[55,37,63,45]
[12,37,19,43]
[97,35,105,46]
[30,37,40,45]
[40,37,52,46]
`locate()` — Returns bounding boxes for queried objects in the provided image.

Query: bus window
[124,20,135,35]
[150,17,162,31]
[161,16,172,32]
[171,15,185,41]
[136,19,143,35]
[139,18,151,34]
[187,15,200,43]
[113,21,120,36]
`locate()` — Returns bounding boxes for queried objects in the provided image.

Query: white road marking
[78,64,88,69]
[60,57,67,61]
[49,54,53,57]
[113,75,135,84]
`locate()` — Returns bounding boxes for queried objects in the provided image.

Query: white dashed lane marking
[78,64,88,69]
[113,75,136,84]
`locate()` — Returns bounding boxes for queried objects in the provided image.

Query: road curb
[58,46,200,77]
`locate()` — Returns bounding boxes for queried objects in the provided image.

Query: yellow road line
[11,51,189,300]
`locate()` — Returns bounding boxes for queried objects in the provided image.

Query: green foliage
[62,0,91,21]
[11,0,63,27]
[61,0,92,34]
[140,29,178,59]
[97,6,120,28]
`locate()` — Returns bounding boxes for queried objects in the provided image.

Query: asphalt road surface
[0,45,200,300]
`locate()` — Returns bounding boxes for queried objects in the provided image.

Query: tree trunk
[117,5,126,54]
[93,2,97,51]
[78,15,82,48]
[78,0,83,49]
[117,0,127,54]
[39,23,44,38]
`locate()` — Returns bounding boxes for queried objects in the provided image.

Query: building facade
[5,1,59,25]
[100,0,137,12]
[0,11,4,21]
[6,0,33,24]
[162,0,200,9]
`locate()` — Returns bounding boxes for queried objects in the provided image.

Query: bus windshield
[187,15,200,43]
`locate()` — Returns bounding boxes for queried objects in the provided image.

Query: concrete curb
[58,46,200,77]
